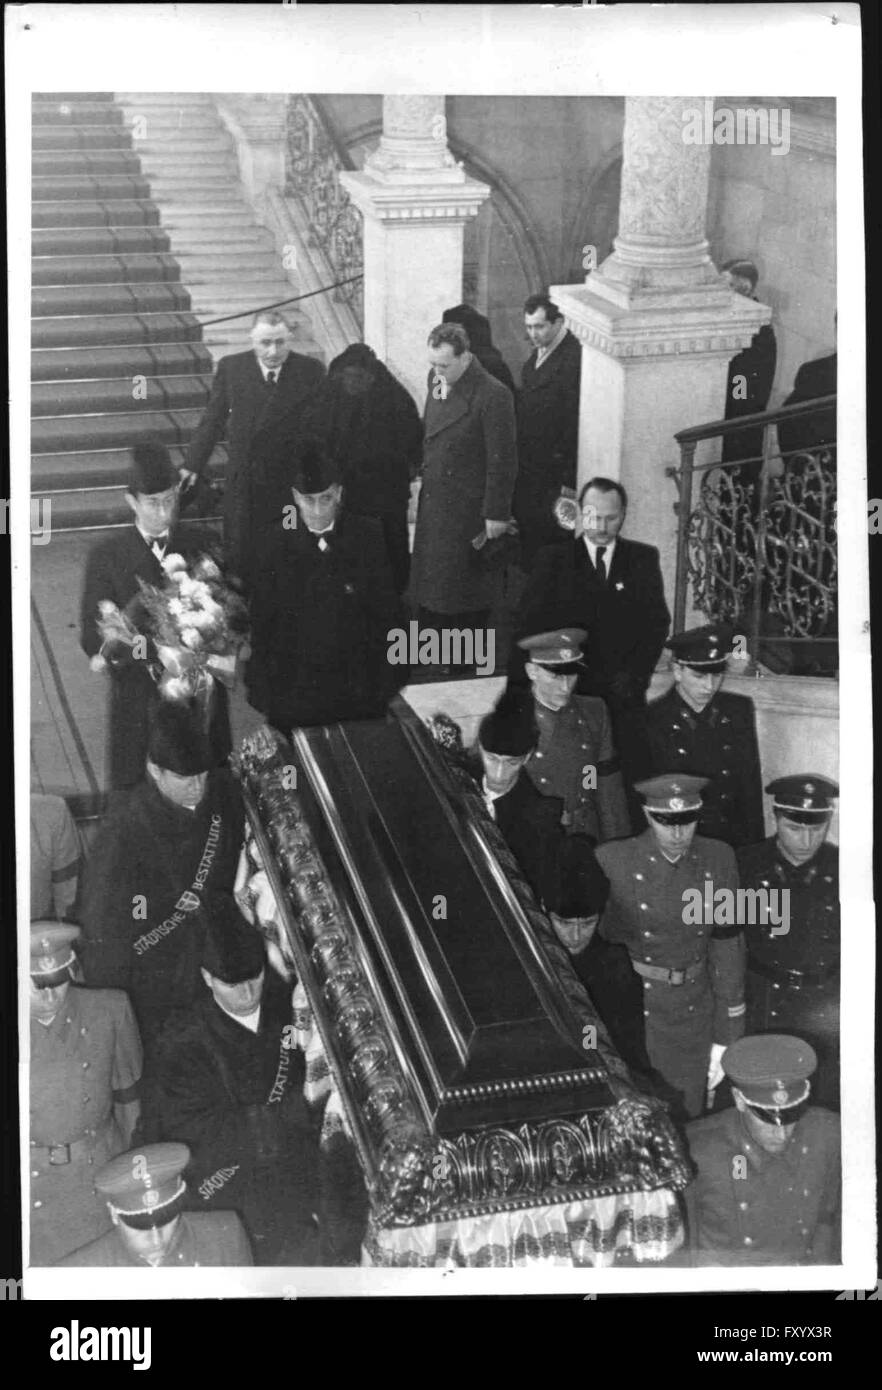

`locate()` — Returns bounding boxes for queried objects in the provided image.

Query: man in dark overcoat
[80,442,232,791]
[247,440,407,732]
[720,260,778,476]
[737,776,840,1109]
[185,310,325,582]
[514,477,670,724]
[410,322,518,633]
[146,905,322,1266]
[79,703,244,1054]
[513,292,582,565]
[622,625,765,845]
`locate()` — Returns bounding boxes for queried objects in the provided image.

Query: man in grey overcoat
[410,322,518,649]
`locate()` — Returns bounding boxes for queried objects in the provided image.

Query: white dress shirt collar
[535,320,567,368]
[219,1002,261,1032]
[583,535,617,575]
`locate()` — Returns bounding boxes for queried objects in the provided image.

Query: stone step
[31,406,207,455]
[32,374,211,419]
[32,200,163,229]
[33,443,226,490]
[116,93,217,107]
[172,252,284,277]
[31,252,182,286]
[31,342,213,382]
[131,134,233,154]
[33,127,134,151]
[156,206,256,226]
[136,155,239,177]
[119,110,221,133]
[150,184,245,204]
[164,227,274,251]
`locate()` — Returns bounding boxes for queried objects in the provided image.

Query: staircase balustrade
[284,95,364,329]
[668,396,838,677]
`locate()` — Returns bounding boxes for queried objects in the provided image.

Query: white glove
[89,654,108,673]
[706,1043,727,1092]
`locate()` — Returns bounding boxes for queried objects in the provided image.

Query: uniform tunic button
[34,1201,43,1209]
[82,1062,90,1069]
[639,903,648,910]
[721,770,731,777]
[743,1236,753,1245]
[635,873,644,881]
[32,1170,39,1178]
[738,1201,748,1211]
[677,748,686,755]
[535,752,543,759]
[643,931,651,938]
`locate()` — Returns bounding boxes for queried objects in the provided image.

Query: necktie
[266,370,278,387]
[594,545,607,584]
[151,533,169,560]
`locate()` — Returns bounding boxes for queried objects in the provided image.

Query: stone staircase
[32,91,324,532]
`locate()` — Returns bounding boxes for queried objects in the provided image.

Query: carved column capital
[363,95,465,185]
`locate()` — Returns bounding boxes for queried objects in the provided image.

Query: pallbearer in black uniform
[80,442,232,790]
[79,703,244,1054]
[517,628,631,843]
[685,1035,840,1266]
[146,900,322,1266]
[595,775,746,1121]
[57,1143,253,1267]
[29,925,142,1266]
[475,689,565,904]
[247,438,406,732]
[626,625,764,846]
[738,776,840,1109]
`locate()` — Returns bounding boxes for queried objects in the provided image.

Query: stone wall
[707,100,836,406]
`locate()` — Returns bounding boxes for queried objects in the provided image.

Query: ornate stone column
[552,96,771,614]
[341,97,490,403]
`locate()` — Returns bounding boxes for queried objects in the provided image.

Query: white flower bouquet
[134,552,250,701]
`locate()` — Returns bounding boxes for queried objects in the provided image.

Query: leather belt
[632,959,704,986]
[30,1130,100,1166]
[749,960,839,988]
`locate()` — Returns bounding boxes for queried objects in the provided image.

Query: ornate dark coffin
[234,704,689,1230]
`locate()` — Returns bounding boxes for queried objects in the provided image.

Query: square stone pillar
[340,97,490,405]
[552,97,771,614]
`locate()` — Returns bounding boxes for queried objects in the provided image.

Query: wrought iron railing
[284,95,364,328]
[669,395,837,676]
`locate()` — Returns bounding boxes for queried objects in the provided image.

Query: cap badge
[560,648,574,661]
[40,938,52,954]
[669,797,686,811]
[772,1088,789,1106]
[805,782,815,793]
[143,1189,159,1208]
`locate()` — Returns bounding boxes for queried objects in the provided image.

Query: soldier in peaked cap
[684,1034,841,1265]
[518,627,631,843]
[56,1142,253,1266]
[29,924,142,1265]
[594,774,746,1121]
[738,775,840,1109]
[622,623,764,845]
[79,702,245,1054]
[80,440,233,790]
[247,435,406,731]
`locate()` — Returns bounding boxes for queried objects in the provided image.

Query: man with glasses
[684,1034,840,1265]
[80,441,232,790]
[595,774,746,1121]
[738,776,840,1109]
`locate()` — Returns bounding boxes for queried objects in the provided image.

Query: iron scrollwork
[285,94,364,327]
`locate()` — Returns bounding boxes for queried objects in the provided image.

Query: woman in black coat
[313,344,423,594]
